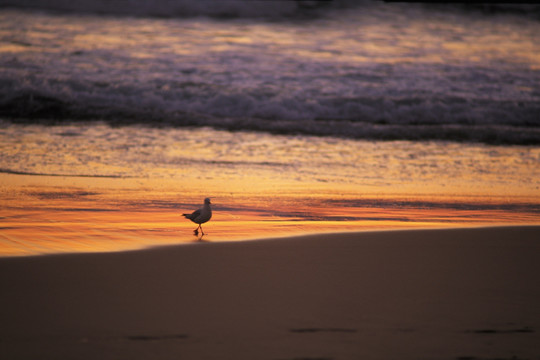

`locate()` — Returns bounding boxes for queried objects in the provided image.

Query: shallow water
[1,2,540,255]
[1,124,539,256]
[1,123,540,197]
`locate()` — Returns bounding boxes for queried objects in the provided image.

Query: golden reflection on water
[1,124,540,256]
[1,8,540,256]
[1,168,539,256]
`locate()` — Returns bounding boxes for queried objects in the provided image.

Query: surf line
[0,168,129,178]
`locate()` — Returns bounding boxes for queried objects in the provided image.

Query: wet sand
[1,226,539,360]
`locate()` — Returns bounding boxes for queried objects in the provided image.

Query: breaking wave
[2,88,539,145]
[2,0,540,19]
[1,0,354,19]
[1,2,539,144]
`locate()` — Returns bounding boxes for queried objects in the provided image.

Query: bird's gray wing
[188,209,201,220]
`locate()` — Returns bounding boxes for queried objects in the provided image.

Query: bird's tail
[182,213,190,218]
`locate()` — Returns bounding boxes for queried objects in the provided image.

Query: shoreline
[2,223,540,258]
[90,223,540,256]
[1,226,539,359]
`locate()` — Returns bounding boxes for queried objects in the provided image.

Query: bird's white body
[183,198,212,236]
[185,201,212,225]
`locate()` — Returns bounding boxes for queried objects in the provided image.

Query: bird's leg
[193,227,199,236]
[200,225,205,236]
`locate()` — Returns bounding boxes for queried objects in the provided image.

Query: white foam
[1,5,539,144]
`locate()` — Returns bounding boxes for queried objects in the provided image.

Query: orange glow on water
[1,5,540,258]
[1,125,539,257]
[1,168,538,257]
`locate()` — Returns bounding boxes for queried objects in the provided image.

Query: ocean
[1,1,539,255]
[2,1,540,143]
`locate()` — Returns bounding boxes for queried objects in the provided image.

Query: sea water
[1,2,540,143]
[0,1,539,255]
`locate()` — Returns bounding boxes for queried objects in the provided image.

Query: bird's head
[204,198,211,204]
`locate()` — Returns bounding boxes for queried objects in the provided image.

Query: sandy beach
[1,226,539,360]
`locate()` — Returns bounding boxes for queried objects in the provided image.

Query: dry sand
[1,226,539,360]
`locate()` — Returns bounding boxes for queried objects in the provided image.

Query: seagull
[183,198,212,236]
